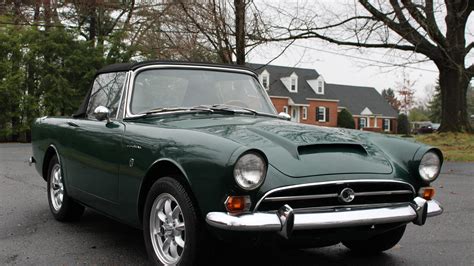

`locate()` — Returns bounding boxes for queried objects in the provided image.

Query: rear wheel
[342,225,406,254]
[47,155,84,221]
[143,177,200,265]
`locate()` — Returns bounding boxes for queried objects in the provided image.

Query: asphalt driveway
[0,143,473,265]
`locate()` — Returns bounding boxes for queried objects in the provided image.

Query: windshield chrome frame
[124,65,277,119]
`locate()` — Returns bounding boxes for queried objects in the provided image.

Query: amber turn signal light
[225,196,251,213]
[419,187,435,200]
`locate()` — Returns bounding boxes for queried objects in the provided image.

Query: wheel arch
[42,144,60,181]
[137,159,200,225]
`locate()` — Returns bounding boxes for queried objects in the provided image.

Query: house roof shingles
[248,63,398,118]
[325,83,398,117]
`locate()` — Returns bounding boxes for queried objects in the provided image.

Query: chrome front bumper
[206,197,443,238]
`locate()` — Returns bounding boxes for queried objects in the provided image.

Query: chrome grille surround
[254,179,416,212]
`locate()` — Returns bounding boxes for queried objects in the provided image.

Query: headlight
[418,151,441,182]
[233,152,266,190]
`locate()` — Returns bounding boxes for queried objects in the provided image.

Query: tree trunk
[234,0,245,65]
[437,0,471,132]
[88,1,97,43]
[438,66,471,132]
[13,0,21,24]
[33,1,40,25]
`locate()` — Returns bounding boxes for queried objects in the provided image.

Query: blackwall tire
[46,155,84,222]
[143,177,200,266]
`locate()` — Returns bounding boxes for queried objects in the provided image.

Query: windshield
[130,68,276,115]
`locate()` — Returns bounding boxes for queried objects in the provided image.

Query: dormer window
[260,69,270,89]
[280,72,298,93]
[290,77,297,92]
[307,76,324,95]
[262,75,268,89]
[317,80,323,94]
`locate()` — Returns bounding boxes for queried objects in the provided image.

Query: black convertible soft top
[73,60,256,118]
[96,60,255,74]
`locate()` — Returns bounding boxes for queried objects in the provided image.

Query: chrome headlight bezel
[233,152,267,191]
[418,151,441,182]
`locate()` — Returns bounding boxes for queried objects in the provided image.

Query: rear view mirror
[94,106,111,123]
[278,112,291,120]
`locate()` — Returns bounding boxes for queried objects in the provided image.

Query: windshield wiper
[139,106,213,116]
[208,104,265,116]
[130,104,277,119]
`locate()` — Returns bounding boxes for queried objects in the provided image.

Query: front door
[65,72,127,210]
[291,106,300,122]
[67,120,125,204]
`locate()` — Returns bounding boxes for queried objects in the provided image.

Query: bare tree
[397,72,416,114]
[168,0,269,64]
[258,0,473,132]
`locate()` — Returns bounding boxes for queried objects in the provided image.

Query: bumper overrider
[206,197,443,239]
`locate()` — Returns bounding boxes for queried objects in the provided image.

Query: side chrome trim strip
[254,179,416,211]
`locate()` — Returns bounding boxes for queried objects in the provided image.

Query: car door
[65,72,127,209]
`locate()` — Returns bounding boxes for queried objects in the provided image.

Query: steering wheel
[224,100,249,108]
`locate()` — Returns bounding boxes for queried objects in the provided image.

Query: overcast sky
[248,0,473,106]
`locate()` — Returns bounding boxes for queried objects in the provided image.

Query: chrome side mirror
[278,112,291,120]
[93,106,111,123]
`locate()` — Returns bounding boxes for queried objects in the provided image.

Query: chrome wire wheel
[150,193,186,265]
[49,163,64,211]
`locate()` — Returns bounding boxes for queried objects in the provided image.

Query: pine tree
[398,114,410,136]
[381,88,401,113]
[337,109,355,129]
[428,83,441,123]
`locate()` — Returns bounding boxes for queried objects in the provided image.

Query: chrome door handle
[67,121,79,127]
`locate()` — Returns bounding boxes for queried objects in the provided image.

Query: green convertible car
[30,61,443,265]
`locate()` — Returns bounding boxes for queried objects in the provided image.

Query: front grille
[255,180,415,212]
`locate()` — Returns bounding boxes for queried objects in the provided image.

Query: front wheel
[46,155,84,221]
[342,225,406,254]
[143,177,201,265]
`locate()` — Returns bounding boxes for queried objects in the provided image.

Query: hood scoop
[285,142,391,177]
[298,143,368,156]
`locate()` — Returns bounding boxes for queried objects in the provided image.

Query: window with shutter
[383,119,390,131]
[317,106,326,122]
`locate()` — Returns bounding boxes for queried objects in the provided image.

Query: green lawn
[414,133,474,162]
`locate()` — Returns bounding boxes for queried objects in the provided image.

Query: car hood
[153,115,393,177]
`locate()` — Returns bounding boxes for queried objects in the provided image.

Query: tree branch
[401,0,446,47]
[467,64,474,78]
[423,0,446,45]
[251,31,417,52]
[359,0,438,58]
[271,15,377,32]
[178,2,221,55]
[467,42,474,54]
